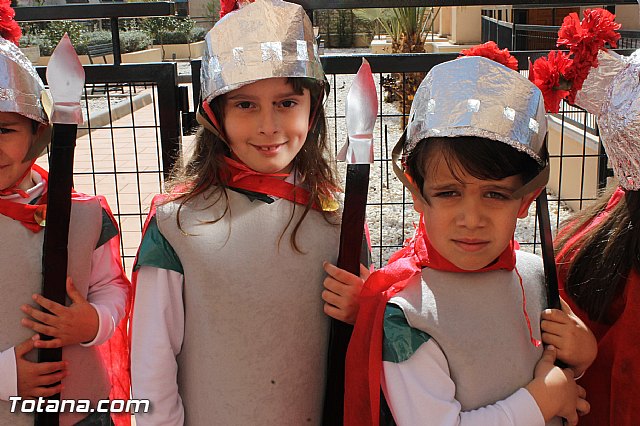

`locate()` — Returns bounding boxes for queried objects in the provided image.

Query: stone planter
[122,48,163,63]
[20,45,40,64]
[153,41,206,61]
[38,48,163,66]
[353,33,373,48]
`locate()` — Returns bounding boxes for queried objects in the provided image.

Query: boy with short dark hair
[343,53,595,425]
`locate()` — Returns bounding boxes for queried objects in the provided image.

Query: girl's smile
[222,77,311,175]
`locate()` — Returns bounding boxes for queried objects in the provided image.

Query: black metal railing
[17,1,637,268]
[482,16,640,52]
[190,51,614,264]
[35,63,183,272]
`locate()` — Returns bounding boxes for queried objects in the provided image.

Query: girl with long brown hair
[130,1,366,424]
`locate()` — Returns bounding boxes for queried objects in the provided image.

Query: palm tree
[357,8,440,123]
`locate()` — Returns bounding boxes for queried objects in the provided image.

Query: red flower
[219,0,255,19]
[529,50,573,113]
[555,8,621,104]
[0,0,21,45]
[557,12,583,50]
[459,41,519,71]
[558,9,620,52]
[219,0,238,19]
[581,8,621,49]
[530,8,622,110]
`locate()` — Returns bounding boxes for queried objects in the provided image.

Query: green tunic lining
[134,216,184,274]
[96,208,119,249]
[382,303,431,363]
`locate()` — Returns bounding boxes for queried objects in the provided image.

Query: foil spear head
[338,58,378,164]
[46,33,85,125]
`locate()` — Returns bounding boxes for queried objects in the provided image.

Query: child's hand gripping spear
[34,34,85,426]
[323,58,377,425]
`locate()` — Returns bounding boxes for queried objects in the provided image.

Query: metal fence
[189,51,616,266]
[35,63,184,273]
[23,2,637,270]
[28,51,621,271]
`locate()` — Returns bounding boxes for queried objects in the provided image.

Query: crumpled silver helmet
[405,56,548,166]
[200,0,325,104]
[393,56,550,201]
[575,49,640,191]
[0,35,51,161]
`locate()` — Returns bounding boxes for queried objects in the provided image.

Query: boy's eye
[235,101,253,109]
[434,191,458,198]
[280,100,297,108]
[486,191,510,200]
[0,127,13,135]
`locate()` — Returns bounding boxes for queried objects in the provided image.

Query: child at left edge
[0,6,131,425]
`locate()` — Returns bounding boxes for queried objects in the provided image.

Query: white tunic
[0,172,129,425]
[382,251,562,426]
[131,188,342,426]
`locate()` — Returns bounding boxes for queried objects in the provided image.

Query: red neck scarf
[223,157,323,210]
[0,160,37,198]
[0,164,48,232]
[345,216,536,426]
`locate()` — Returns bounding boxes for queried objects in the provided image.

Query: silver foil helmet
[575,49,640,191]
[405,56,548,166]
[200,0,325,104]
[0,36,48,124]
[0,35,51,161]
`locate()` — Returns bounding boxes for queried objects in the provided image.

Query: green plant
[18,33,42,49]
[356,7,439,53]
[80,30,112,47]
[40,20,85,49]
[205,0,220,24]
[119,30,152,53]
[140,16,196,44]
[19,33,53,56]
[190,26,207,42]
[356,8,440,121]
[155,26,207,45]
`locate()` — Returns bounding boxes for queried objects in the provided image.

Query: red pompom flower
[219,0,238,19]
[529,8,621,112]
[0,0,21,45]
[219,0,255,20]
[559,9,621,51]
[459,41,519,71]
[529,51,573,113]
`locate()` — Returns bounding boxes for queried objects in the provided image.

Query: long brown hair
[555,185,640,323]
[166,77,339,252]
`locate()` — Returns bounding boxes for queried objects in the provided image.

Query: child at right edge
[341,52,597,425]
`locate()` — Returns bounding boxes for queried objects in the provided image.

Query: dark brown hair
[555,185,640,322]
[166,77,339,252]
[405,136,542,197]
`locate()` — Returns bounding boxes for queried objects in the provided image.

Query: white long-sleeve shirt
[131,266,185,426]
[382,338,545,425]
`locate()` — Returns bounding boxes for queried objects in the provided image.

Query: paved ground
[37,95,196,276]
